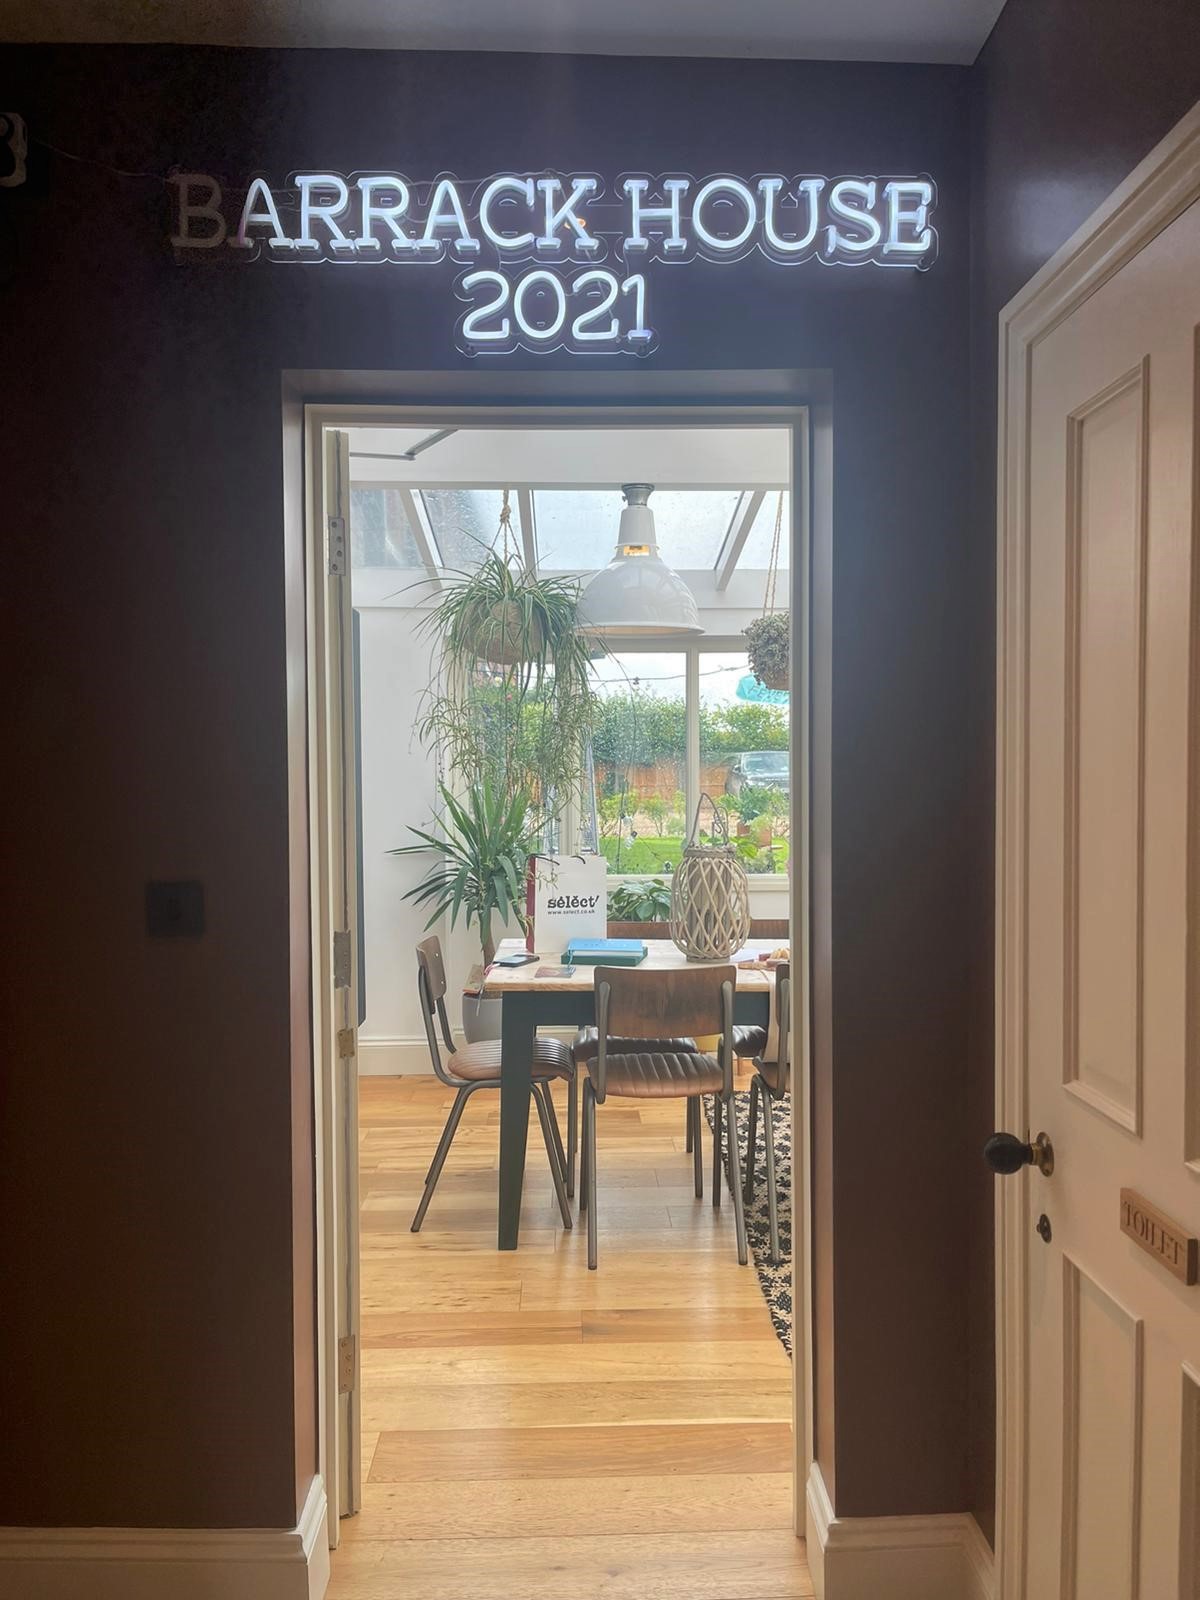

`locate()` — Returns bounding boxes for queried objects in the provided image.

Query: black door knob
[984,1131,1054,1177]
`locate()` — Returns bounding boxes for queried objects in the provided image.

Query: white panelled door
[1010,194,1200,1595]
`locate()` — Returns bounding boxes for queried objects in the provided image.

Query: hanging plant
[416,490,598,827]
[744,613,790,691]
[743,491,789,691]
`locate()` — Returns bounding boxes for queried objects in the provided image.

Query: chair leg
[744,1076,759,1203]
[585,1082,598,1270]
[762,1088,781,1266]
[542,1080,569,1185]
[411,1087,470,1232]
[579,1077,590,1212]
[725,1092,749,1266]
[685,1099,694,1152]
[566,1071,578,1198]
[533,1082,573,1231]
[691,1097,703,1198]
[712,1094,723,1209]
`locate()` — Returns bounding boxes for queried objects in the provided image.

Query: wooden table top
[480,937,784,994]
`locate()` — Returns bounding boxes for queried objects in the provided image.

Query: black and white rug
[705,1091,793,1355]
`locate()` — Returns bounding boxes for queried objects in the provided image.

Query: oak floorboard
[328,1073,804,1600]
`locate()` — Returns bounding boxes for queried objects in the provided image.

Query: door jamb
[993,99,1200,1600]
[300,393,820,1547]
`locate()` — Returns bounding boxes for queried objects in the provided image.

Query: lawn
[599,836,789,875]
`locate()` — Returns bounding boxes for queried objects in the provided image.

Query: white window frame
[589,634,792,887]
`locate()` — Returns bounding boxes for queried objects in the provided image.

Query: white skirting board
[357,1036,440,1075]
[806,1465,993,1600]
[0,1475,329,1600]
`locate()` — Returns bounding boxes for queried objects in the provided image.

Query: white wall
[355,606,446,1072]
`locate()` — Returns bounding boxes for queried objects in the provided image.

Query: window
[349,487,422,569]
[587,643,789,878]
[699,649,790,874]
[590,651,687,875]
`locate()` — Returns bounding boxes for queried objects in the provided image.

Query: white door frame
[994,100,1200,1598]
[303,397,818,1547]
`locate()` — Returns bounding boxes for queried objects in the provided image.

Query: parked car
[725,750,789,796]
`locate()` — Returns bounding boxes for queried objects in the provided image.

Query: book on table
[562,938,647,967]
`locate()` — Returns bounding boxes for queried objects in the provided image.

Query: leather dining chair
[411,936,574,1234]
[579,964,748,1270]
[742,963,791,1265]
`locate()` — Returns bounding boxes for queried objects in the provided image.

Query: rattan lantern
[670,795,752,961]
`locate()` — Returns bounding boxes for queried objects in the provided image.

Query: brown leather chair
[411,936,574,1233]
[596,917,789,1149]
[579,964,748,1270]
[743,963,791,1265]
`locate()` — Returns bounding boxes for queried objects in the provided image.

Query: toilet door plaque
[1119,1189,1198,1285]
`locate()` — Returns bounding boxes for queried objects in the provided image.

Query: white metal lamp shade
[576,484,702,637]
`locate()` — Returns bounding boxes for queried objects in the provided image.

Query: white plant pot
[462,992,503,1043]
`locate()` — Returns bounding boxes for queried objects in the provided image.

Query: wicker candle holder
[670,795,752,962]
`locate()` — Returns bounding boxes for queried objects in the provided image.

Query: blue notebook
[563,938,647,967]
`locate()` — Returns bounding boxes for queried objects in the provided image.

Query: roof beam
[516,487,538,571]
[397,487,443,580]
[714,490,764,590]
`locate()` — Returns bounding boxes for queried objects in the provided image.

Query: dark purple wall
[0,41,976,1528]
[964,0,1200,1544]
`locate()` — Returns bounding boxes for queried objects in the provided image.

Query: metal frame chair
[579,964,748,1270]
[411,936,574,1234]
[743,964,791,1265]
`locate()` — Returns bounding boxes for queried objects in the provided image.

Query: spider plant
[416,549,598,827]
[391,780,535,966]
[420,549,594,692]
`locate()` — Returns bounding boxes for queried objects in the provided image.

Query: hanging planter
[743,613,790,691]
[670,795,752,962]
[416,488,598,828]
[743,491,789,691]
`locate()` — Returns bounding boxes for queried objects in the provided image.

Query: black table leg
[498,991,536,1250]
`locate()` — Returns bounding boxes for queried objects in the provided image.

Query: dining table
[480,936,779,1250]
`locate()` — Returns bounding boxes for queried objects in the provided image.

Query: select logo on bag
[527,854,607,955]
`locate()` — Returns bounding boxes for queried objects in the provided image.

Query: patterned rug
[705,1090,792,1355]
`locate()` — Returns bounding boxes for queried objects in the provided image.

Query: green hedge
[591,693,788,766]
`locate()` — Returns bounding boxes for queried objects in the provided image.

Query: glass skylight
[535,489,742,570]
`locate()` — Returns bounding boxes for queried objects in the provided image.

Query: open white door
[316,426,362,1529]
[996,117,1200,1600]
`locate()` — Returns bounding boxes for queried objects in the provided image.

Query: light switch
[145,880,205,937]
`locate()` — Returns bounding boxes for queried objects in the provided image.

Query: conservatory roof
[346,424,791,586]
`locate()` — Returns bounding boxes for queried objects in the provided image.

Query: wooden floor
[327,1073,810,1600]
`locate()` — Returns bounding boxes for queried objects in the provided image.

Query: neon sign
[170,169,938,355]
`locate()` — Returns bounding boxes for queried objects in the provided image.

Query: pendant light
[576,484,702,637]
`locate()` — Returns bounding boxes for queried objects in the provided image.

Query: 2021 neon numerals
[456,268,653,356]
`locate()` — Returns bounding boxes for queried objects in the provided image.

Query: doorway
[301,398,816,1595]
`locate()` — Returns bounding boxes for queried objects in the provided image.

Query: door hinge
[338,1334,357,1395]
[327,515,347,576]
[333,929,351,988]
[337,1026,357,1060]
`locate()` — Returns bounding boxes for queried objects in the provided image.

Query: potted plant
[743,612,790,691]
[607,877,673,923]
[391,780,535,1041]
[417,549,596,831]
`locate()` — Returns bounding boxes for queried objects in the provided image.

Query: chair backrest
[415,936,458,1083]
[608,917,789,942]
[593,964,735,1100]
[750,918,789,941]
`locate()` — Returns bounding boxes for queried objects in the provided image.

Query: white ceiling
[5,0,1006,64]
